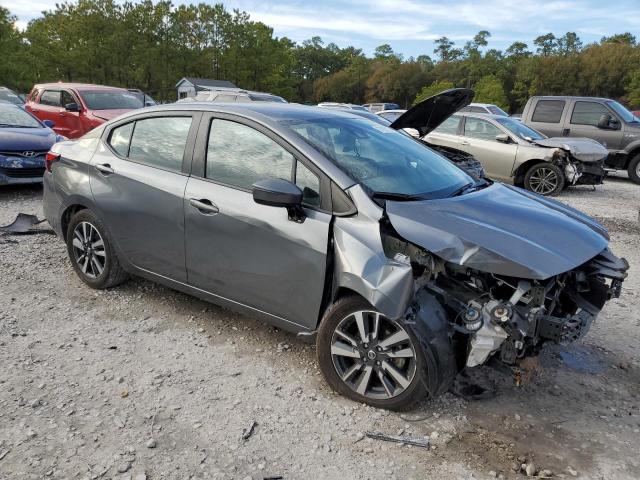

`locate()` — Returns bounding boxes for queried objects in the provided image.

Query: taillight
[45,152,60,173]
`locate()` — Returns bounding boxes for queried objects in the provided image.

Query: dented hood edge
[533,137,608,163]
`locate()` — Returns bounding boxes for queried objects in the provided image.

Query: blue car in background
[0,103,65,185]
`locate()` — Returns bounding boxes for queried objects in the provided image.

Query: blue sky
[5,0,639,58]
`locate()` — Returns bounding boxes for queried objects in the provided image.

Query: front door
[90,114,197,282]
[184,115,331,328]
[461,116,518,181]
[565,100,622,150]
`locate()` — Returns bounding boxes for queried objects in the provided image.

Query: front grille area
[0,150,48,158]
[0,166,45,178]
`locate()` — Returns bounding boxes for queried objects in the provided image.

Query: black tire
[317,295,429,411]
[65,209,128,289]
[524,162,565,196]
[628,154,640,185]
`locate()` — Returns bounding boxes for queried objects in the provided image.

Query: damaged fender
[332,185,414,320]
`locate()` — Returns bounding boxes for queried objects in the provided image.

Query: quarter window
[108,122,134,157]
[433,115,461,135]
[128,116,192,172]
[531,100,565,123]
[464,117,502,141]
[61,91,76,107]
[206,119,294,190]
[40,90,61,107]
[295,161,321,206]
[571,102,611,126]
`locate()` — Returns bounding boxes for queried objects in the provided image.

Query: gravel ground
[1,176,639,480]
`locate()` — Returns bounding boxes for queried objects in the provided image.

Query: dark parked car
[43,101,627,410]
[0,103,64,185]
[26,83,145,139]
[520,96,640,183]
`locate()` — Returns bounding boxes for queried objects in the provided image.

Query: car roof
[32,83,130,92]
[377,109,406,114]
[468,103,495,107]
[530,95,612,102]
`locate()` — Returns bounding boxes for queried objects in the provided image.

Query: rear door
[460,116,517,181]
[565,100,622,150]
[525,99,567,137]
[90,112,200,282]
[424,114,463,149]
[32,90,67,136]
[184,113,331,328]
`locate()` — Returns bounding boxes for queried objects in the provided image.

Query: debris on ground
[365,431,430,448]
[0,213,54,235]
[242,420,257,441]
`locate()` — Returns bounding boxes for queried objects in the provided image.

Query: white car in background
[459,103,509,116]
[376,109,406,123]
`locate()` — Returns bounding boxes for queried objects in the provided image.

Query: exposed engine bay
[380,218,629,369]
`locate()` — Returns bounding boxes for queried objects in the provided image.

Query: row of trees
[1,1,639,111]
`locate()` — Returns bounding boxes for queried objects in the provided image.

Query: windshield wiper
[449,182,483,197]
[371,191,424,201]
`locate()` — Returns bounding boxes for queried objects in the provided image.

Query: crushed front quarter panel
[333,185,414,320]
[385,183,609,280]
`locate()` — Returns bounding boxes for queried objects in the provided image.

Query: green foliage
[413,81,455,105]
[0,1,638,113]
[626,71,640,108]
[473,75,509,110]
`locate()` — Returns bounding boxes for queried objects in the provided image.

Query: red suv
[25,83,144,139]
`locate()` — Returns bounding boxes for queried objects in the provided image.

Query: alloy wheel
[330,310,417,400]
[528,167,559,195]
[71,221,106,279]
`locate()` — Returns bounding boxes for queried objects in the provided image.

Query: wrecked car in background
[395,91,608,196]
[43,100,628,410]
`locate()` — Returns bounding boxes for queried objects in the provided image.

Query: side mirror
[495,133,511,143]
[597,114,612,129]
[402,127,420,138]
[252,178,305,223]
[42,119,55,128]
[64,102,81,112]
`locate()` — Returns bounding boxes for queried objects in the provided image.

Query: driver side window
[464,117,502,141]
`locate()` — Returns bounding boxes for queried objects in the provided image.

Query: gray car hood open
[386,183,609,279]
[533,137,608,162]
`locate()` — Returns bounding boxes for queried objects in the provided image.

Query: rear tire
[317,295,429,411]
[628,154,640,184]
[524,162,564,196]
[66,209,128,289]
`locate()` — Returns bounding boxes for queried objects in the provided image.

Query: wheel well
[60,204,88,237]
[627,147,640,166]
[513,159,546,185]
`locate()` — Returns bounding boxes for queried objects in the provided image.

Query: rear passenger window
[109,122,134,157]
[40,90,61,107]
[464,117,502,141]
[433,116,461,135]
[531,100,565,123]
[207,119,294,190]
[128,117,192,172]
[570,102,611,126]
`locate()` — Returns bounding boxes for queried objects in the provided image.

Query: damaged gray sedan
[43,100,628,410]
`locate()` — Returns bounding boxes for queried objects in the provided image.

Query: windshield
[495,117,546,141]
[606,100,639,123]
[279,116,473,199]
[0,104,41,128]
[487,105,509,116]
[0,89,24,105]
[80,90,143,110]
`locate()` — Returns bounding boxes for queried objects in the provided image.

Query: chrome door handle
[189,198,219,215]
[95,163,114,174]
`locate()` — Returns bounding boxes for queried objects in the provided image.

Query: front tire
[524,162,565,196]
[628,154,640,184]
[66,209,128,289]
[317,295,427,410]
